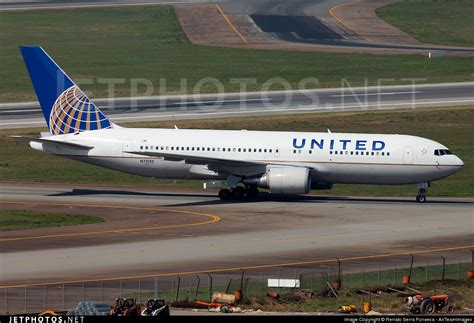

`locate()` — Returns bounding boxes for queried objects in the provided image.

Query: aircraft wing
[126,150,270,176]
[127,150,265,166]
[11,136,94,150]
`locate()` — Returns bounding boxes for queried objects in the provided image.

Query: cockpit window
[434,149,453,156]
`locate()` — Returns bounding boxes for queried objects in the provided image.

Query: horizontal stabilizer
[11,136,94,150]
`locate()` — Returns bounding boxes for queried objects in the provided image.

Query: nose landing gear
[416,183,430,203]
[416,192,426,203]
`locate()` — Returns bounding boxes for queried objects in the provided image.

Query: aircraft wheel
[245,186,259,199]
[218,189,231,200]
[416,194,426,203]
[232,186,246,200]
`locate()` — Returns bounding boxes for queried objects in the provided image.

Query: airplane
[17,46,464,203]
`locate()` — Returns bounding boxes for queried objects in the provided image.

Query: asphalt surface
[0,0,210,10]
[4,0,474,55]
[221,0,474,54]
[1,83,473,129]
[1,183,473,287]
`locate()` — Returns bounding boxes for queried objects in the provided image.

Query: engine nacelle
[245,167,311,194]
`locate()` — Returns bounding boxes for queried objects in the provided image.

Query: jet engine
[244,167,311,194]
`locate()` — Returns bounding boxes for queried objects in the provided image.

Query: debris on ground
[67,301,110,316]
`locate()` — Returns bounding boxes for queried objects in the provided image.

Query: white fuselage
[30,128,464,186]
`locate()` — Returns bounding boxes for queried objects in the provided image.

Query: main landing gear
[416,182,430,203]
[218,186,259,201]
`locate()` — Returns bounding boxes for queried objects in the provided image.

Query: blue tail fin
[20,46,112,135]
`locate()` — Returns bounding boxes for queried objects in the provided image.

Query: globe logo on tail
[49,85,111,135]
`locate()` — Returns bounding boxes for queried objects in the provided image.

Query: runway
[1,82,473,129]
[1,182,472,287]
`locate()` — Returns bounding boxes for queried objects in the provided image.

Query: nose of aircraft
[454,155,464,168]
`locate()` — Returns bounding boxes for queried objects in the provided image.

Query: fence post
[194,275,201,300]
[457,258,460,280]
[207,274,213,302]
[377,263,380,286]
[175,275,181,302]
[441,256,446,281]
[426,258,429,282]
[393,264,396,285]
[100,282,103,303]
[138,280,141,304]
[25,286,27,314]
[81,282,85,302]
[44,285,47,311]
[154,278,159,299]
[189,276,192,300]
[336,258,341,290]
[5,288,8,314]
[119,280,123,298]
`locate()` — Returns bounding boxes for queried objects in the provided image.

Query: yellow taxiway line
[0,201,220,242]
[215,4,249,44]
[329,0,372,42]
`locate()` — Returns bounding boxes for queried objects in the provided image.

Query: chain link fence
[1,251,472,314]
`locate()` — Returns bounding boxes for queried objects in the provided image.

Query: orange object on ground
[402,275,410,285]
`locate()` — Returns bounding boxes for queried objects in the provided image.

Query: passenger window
[259,149,262,153]
[387,152,390,156]
[140,146,143,149]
